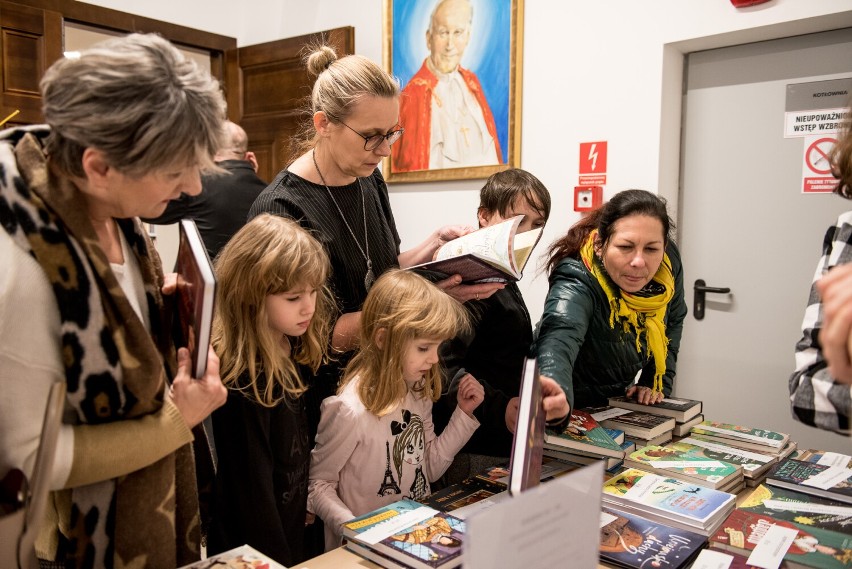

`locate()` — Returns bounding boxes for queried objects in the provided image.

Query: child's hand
[456,373,484,417]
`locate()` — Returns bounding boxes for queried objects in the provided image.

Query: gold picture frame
[382,0,523,183]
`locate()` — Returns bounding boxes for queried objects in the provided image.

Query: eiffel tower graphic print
[377,440,401,496]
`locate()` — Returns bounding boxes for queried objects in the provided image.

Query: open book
[410,215,543,284]
[175,219,216,378]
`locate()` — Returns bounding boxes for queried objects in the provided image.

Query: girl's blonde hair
[341,269,470,416]
[213,214,335,407]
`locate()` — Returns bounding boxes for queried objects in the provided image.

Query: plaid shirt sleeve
[789,211,852,436]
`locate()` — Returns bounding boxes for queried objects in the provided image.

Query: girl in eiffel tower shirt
[308,269,484,551]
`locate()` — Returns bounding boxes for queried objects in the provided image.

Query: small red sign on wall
[579,141,607,186]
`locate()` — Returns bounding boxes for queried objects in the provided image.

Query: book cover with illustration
[607,396,702,422]
[544,409,625,459]
[710,509,852,569]
[602,468,736,533]
[178,545,285,569]
[739,483,852,534]
[689,420,789,451]
[410,215,543,284]
[675,437,776,478]
[418,476,505,513]
[599,507,707,569]
[624,444,743,489]
[767,459,852,505]
[369,512,466,569]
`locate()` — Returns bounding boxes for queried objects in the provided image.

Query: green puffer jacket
[535,243,687,411]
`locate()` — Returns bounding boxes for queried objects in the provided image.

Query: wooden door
[0,1,61,126]
[226,27,354,183]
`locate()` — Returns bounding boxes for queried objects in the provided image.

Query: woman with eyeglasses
[246,44,515,558]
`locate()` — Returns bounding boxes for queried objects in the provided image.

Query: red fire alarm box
[574,185,603,212]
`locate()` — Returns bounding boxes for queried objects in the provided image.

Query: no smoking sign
[802,135,838,194]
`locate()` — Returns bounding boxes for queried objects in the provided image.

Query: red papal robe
[392,60,503,173]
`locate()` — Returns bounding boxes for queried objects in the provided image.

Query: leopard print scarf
[0,127,201,568]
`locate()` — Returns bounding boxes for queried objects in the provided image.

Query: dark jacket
[433,283,532,458]
[535,243,687,411]
[144,159,267,260]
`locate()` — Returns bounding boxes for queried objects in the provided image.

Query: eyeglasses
[333,117,404,151]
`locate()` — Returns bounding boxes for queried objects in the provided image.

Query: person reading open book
[411,214,543,284]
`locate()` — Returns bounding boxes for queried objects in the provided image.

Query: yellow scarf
[580,230,674,393]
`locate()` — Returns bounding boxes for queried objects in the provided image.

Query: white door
[677,28,852,452]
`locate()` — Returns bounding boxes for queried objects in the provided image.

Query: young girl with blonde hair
[308,269,484,550]
[207,213,334,566]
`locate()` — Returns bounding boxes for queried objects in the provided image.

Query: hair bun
[306,45,338,77]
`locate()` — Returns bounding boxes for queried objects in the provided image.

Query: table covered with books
[289,398,852,569]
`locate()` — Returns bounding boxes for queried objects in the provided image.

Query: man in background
[145,120,267,260]
[392,0,503,173]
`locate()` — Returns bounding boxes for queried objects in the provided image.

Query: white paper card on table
[801,466,852,491]
[745,524,799,569]
[465,462,604,569]
[652,460,728,469]
[599,511,618,528]
[816,452,852,468]
[357,506,437,544]
[622,471,662,500]
[590,407,632,421]
[691,549,735,569]
[763,499,852,516]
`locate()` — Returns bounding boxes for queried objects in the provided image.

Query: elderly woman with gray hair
[0,34,228,568]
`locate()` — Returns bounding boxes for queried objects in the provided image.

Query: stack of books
[342,499,465,569]
[599,507,708,569]
[766,458,852,505]
[681,420,796,487]
[589,405,676,449]
[542,410,627,472]
[607,396,703,442]
[623,444,745,492]
[709,508,852,569]
[738,482,852,533]
[601,468,736,536]
[179,545,285,569]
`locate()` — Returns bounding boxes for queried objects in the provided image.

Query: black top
[207,369,311,566]
[434,283,533,458]
[248,168,402,440]
[143,159,267,260]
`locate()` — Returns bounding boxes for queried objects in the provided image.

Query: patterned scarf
[0,127,201,568]
[580,230,674,393]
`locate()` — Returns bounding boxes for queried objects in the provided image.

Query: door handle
[693,279,731,321]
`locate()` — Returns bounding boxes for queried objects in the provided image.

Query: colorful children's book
[767,459,852,505]
[607,395,702,423]
[676,436,776,479]
[689,420,789,452]
[601,468,736,535]
[599,507,708,569]
[623,444,744,490]
[544,409,625,459]
[178,544,286,569]
[342,499,465,569]
[739,483,852,534]
[709,509,852,569]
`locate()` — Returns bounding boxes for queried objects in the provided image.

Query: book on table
[601,468,736,536]
[409,215,543,284]
[175,218,216,378]
[344,541,408,569]
[544,409,626,460]
[672,414,705,438]
[599,506,708,569]
[738,483,852,534]
[623,444,744,491]
[624,430,674,450]
[709,508,852,569]
[542,446,624,473]
[596,409,676,440]
[342,499,464,569]
[417,475,506,515]
[604,427,626,445]
[791,449,852,469]
[676,436,778,480]
[177,544,285,569]
[507,357,545,496]
[607,395,702,423]
[766,458,852,505]
[689,420,790,453]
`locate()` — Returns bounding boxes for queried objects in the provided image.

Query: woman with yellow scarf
[535,189,687,415]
